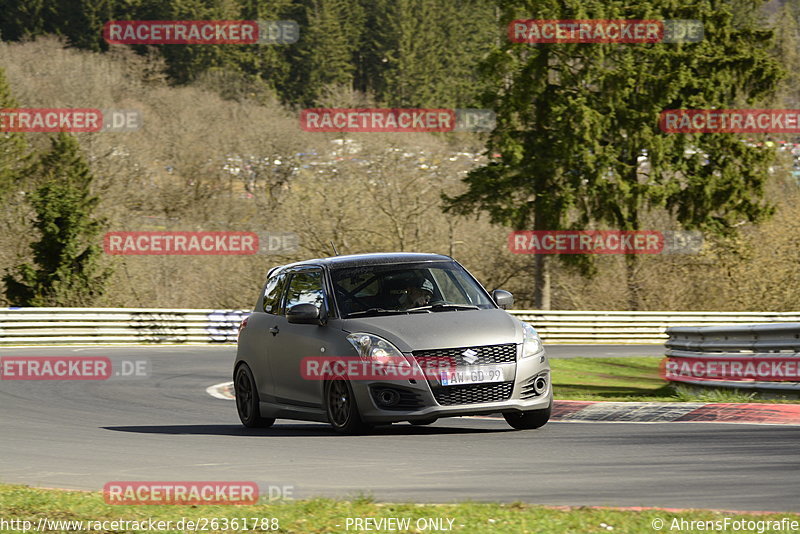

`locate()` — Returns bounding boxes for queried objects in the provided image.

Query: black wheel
[410,418,437,426]
[503,404,551,430]
[324,376,372,434]
[234,364,275,428]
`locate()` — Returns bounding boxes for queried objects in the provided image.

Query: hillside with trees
[2,0,800,310]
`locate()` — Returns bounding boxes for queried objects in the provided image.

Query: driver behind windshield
[398,278,434,309]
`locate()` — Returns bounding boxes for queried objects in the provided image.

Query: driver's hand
[408,288,431,307]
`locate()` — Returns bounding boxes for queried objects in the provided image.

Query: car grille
[413,343,517,367]
[433,381,514,406]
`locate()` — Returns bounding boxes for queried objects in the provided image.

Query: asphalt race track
[0,345,798,512]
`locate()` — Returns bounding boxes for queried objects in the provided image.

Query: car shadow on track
[102,421,515,437]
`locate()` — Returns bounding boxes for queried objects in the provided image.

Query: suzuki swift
[234,253,551,433]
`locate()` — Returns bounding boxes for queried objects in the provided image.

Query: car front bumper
[352,349,552,424]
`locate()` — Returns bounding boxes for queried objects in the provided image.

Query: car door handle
[269,326,279,336]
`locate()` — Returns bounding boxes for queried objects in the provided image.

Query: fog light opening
[376,389,400,407]
[533,375,548,395]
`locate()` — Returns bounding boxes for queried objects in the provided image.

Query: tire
[409,418,437,426]
[503,404,551,430]
[234,364,276,428]
[324,376,372,434]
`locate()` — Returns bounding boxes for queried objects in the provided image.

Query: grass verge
[550,357,800,403]
[1,484,799,534]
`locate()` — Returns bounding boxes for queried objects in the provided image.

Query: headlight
[521,323,544,359]
[347,333,405,363]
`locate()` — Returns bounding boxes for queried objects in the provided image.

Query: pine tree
[584,0,782,309]
[0,0,47,41]
[772,1,800,107]
[235,0,296,100]
[0,0,115,51]
[3,133,112,306]
[0,67,31,201]
[288,0,364,105]
[444,0,782,309]
[379,0,442,107]
[56,0,117,51]
[149,0,241,84]
[369,0,495,108]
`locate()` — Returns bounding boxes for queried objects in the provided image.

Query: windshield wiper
[405,303,481,312]
[346,307,409,318]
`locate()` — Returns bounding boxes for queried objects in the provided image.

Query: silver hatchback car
[234,253,551,433]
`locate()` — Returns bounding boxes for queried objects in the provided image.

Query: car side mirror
[287,303,321,324]
[492,289,514,310]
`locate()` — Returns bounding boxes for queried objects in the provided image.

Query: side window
[262,273,287,314]
[284,270,325,310]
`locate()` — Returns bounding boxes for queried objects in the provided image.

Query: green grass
[1,484,799,533]
[550,357,800,403]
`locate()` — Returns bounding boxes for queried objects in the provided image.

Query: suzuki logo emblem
[461,349,479,364]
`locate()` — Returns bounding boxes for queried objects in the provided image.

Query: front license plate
[440,366,504,386]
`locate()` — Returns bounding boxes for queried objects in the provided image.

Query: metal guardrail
[0,308,249,345]
[665,323,800,390]
[514,310,800,344]
[2,307,800,345]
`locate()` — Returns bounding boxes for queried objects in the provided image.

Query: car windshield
[330,261,495,318]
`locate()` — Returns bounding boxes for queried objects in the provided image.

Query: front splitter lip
[357,392,553,424]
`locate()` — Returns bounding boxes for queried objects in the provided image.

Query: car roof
[275,252,455,273]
